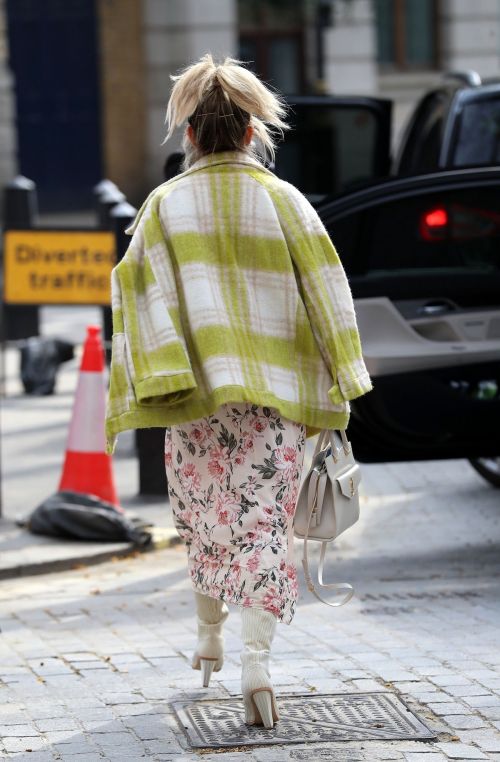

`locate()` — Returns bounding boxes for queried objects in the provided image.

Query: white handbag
[294,428,361,607]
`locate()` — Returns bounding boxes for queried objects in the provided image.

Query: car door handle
[354,297,500,377]
[417,299,457,316]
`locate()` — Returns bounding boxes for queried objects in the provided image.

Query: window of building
[375,0,439,71]
[238,0,305,94]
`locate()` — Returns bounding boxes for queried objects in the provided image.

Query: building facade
[1,0,499,212]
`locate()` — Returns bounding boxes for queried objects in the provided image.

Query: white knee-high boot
[192,592,229,687]
[240,607,280,728]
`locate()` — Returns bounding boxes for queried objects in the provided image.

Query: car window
[396,91,449,174]
[450,99,500,167]
[275,104,388,204]
[326,186,500,303]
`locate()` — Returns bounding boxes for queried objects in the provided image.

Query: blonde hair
[164,53,289,168]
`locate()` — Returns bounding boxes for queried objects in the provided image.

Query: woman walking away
[105,53,372,729]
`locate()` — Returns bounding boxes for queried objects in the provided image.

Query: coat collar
[187,149,274,175]
[126,150,274,236]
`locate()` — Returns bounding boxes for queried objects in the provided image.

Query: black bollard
[136,428,168,496]
[97,186,126,230]
[2,176,40,340]
[93,178,118,216]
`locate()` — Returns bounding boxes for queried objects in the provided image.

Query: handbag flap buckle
[336,464,362,498]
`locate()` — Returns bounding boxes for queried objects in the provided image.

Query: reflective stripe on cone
[58,325,122,511]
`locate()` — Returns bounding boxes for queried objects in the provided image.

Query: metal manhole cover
[172,691,436,749]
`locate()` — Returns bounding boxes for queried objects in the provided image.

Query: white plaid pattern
[159,175,216,235]
[237,173,284,239]
[135,286,180,353]
[203,354,245,390]
[258,362,300,403]
[145,241,180,308]
[178,262,231,331]
[243,268,297,339]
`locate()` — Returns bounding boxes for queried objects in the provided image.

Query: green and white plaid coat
[105,150,372,454]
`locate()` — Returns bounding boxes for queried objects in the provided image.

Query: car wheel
[469,458,500,488]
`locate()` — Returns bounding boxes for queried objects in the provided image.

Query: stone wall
[143,0,237,191]
[439,0,500,77]
[324,0,377,95]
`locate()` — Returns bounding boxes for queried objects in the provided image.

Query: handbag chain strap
[301,430,354,608]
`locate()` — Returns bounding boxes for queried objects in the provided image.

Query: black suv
[274,72,500,488]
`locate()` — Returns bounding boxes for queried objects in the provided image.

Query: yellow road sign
[3,230,116,305]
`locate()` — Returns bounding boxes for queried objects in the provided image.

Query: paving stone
[35,718,80,731]
[404,754,448,762]
[464,694,500,707]
[392,682,435,694]
[27,658,74,676]
[350,678,382,691]
[431,674,472,687]
[70,660,109,671]
[96,733,144,748]
[481,707,500,720]
[474,737,500,752]
[445,684,493,697]
[427,702,469,715]
[413,692,453,704]
[0,723,39,736]
[435,742,488,759]
[5,753,56,762]
[44,729,81,743]
[443,714,487,729]
[417,667,461,677]
[143,738,184,754]
[52,741,100,756]
[110,702,157,716]
[3,736,49,752]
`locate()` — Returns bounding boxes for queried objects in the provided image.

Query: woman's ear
[244,124,254,146]
[186,124,197,147]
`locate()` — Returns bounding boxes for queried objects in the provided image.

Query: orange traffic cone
[58,325,122,511]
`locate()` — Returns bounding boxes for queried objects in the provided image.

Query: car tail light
[420,204,500,242]
[420,207,449,240]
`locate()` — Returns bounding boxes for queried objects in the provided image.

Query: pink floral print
[164,401,306,624]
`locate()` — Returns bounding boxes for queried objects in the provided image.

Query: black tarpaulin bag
[25,491,153,547]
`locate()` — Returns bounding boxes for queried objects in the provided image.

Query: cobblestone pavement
[1,458,499,761]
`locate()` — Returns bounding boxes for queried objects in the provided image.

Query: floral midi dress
[164,401,307,624]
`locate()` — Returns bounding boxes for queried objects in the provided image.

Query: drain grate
[172,691,435,749]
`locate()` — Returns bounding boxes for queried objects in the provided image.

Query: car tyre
[469,458,500,488]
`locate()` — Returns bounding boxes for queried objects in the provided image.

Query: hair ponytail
[164,53,289,166]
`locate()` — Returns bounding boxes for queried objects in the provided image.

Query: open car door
[275,95,392,205]
[318,168,500,465]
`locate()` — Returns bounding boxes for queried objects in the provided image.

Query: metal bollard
[2,176,40,340]
[136,428,168,496]
[93,178,118,209]
[97,186,126,230]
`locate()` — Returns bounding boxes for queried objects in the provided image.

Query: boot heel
[200,658,217,687]
[252,689,277,729]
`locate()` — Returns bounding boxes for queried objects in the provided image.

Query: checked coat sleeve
[276,184,373,406]
[105,200,197,453]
